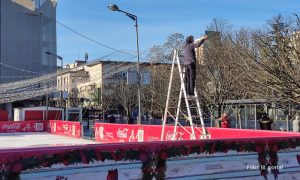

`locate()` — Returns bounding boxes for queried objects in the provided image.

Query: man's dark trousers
[184,62,196,95]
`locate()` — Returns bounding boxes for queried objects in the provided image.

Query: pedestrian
[293,112,300,132]
[220,112,230,128]
[109,115,116,123]
[128,116,134,124]
[259,113,273,130]
[184,34,208,96]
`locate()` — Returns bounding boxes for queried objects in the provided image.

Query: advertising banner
[94,123,203,143]
[0,120,48,133]
[49,120,81,138]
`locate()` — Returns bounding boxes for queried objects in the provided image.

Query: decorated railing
[1,122,300,179]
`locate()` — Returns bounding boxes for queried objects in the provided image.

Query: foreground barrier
[1,122,300,179]
[1,135,300,180]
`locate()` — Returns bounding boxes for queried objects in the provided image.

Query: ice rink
[0,132,97,149]
[1,132,300,179]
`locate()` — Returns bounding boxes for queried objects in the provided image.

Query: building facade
[0,0,57,84]
[195,31,221,64]
[57,60,140,107]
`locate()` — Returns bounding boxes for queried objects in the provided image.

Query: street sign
[127,71,151,85]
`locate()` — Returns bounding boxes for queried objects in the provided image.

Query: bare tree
[89,84,118,118]
[113,81,138,121]
[147,33,185,63]
[143,63,180,118]
[236,14,300,103]
[145,33,185,118]
[197,18,249,117]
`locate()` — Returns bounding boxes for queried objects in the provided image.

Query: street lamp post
[108,4,142,124]
[44,51,64,109]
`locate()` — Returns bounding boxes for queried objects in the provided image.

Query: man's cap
[186,35,194,43]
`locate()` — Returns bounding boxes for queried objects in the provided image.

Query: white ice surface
[0,132,96,149]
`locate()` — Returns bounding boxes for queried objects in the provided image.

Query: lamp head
[108,4,119,11]
[57,56,63,60]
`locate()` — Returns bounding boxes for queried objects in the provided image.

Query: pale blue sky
[57,0,300,64]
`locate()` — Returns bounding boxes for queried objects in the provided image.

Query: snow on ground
[0,132,97,149]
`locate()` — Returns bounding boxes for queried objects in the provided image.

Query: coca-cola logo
[117,128,128,138]
[62,124,70,131]
[2,123,21,130]
[165,131,184,140]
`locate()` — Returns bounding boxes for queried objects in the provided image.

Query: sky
[56,0,300,64]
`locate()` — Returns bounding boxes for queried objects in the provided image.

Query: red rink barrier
[94,123,300,143]
[0,120,81,138]
[0,120,48,133]
[49,120,81,138]
[1,122,300,179]
[94,123,200,142]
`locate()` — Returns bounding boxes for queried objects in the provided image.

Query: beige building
[195,31,221,64]
[57,60,142,107]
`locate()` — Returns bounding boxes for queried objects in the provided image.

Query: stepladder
[161,49,210,141]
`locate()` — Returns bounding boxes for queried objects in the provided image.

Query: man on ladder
[184,35,208,96]
[161,34,210,141]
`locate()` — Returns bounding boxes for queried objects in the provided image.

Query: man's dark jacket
[184,39,205,65]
